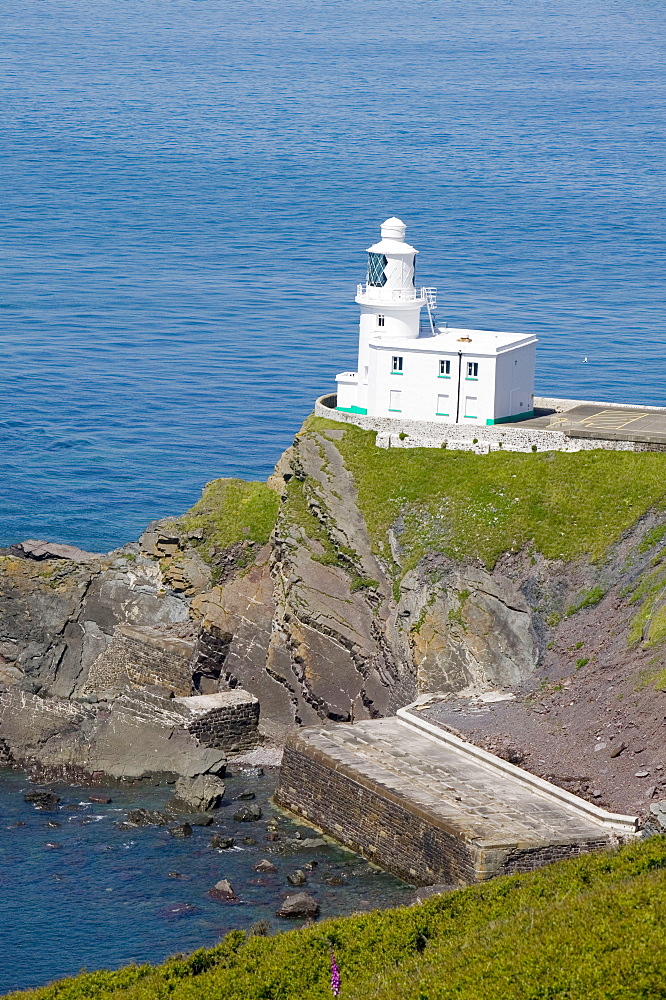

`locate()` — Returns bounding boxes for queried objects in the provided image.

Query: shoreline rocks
[208,879,237,902]
[276,892,319,920]
[171,774,226,812]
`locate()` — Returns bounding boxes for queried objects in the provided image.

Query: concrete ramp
[275,710,637,886]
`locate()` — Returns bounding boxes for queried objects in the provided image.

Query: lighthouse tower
[337,218,436,414]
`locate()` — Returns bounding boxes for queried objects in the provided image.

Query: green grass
[566,585,606,617]
[628,558,666,646]
[636,665,666,692]
[639,523,666,553]
[175,478,280,572]
[10,837,666,1000]
[309,419,666,571]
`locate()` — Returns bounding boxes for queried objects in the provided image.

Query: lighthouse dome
[380,217,407,240]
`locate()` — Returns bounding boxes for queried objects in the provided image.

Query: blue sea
[1,0,664,553]
[0,0,665,989]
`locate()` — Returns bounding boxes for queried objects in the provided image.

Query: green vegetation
[176,478,280,572]
[627,557,666,646]
[639,522,666,553]
[279,476,360,576]
[308,419,666,571]
[636,665,666,692]
[349,576,379,593]
[576,657,590,669]
[11,838,666,1000]
[566,585,606,617]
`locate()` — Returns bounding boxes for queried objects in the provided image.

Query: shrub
[11,839,666,1000]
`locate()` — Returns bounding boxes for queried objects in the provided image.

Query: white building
[336,218,537,426]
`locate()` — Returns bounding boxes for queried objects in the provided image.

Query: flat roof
[369,326,537,355]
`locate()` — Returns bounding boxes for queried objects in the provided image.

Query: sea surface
[0,767,413,994]
[0,0,665,552]
[0,0,665,990]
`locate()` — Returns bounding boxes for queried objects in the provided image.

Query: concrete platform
[516,402,666,444]
[275,712,637,886]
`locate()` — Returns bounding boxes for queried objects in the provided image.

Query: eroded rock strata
[0,419,664,814]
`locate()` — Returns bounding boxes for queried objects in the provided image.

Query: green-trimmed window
[467,361,479,378]
[439,359,451,376]
[392,355,403,373]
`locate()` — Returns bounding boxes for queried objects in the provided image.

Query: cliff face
[1,417,665,787]
[192,420,666,736]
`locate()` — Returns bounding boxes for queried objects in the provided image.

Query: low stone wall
[175,691,260,752]
[86,624,196,696]
[314,394,660,454]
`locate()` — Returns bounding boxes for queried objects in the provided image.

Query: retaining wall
[314,394,665,454]
[86,624,195,696]
[175,691,260,752]
[276,731,610,886]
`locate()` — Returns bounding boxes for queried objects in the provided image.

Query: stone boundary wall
[175,691,260,752]
[275,735,609,886]
[314,394,665,455]
[86,624,195,696]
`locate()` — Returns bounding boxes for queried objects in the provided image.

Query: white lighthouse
[336,219,537,426]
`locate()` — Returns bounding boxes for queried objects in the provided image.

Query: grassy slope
[174,477,280,576]
[307,418,666,570]
[10,837,666,1000]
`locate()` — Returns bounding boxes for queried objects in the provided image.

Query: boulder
[254,859,277,873]
[169,823,193,838]
[649,801,666,828]
[125,808,172,827]
[287,869,307,886]
[234,788,256,801]
[24,791,60,811]
[182,813,213,826]
[233,803,262,822]
[16,540,99,563]
[209,878,237,902]
[88,794,112,804]
[172,774,226,812]
[210,834,235,850]
[276,893,320,920]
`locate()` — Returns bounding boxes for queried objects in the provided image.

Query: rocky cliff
[1,416,665,803]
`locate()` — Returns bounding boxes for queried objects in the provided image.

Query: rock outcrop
[1,418,665,791]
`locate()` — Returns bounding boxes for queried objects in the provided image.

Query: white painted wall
[493,342,536,420]
[367,344,503,424]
